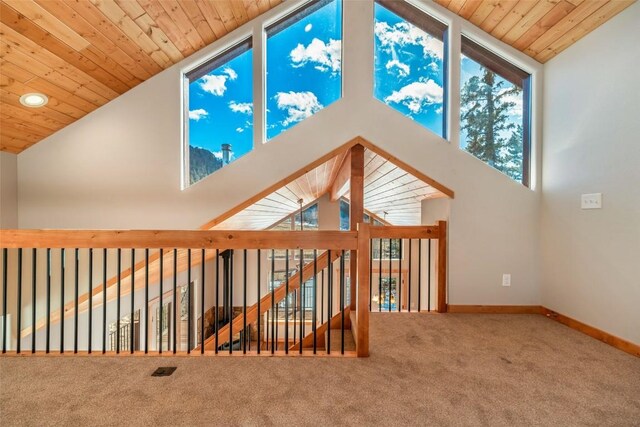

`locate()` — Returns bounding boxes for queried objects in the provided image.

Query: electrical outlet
[502,274,511,287]
[581,193,602,209]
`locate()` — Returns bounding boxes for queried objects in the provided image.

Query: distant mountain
[190,146,223,185]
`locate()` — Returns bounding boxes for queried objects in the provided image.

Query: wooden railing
[0,223,447,358]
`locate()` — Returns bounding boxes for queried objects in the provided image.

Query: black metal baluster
[158,249,163,354]
[229,251,233,355]
[313,250,317,355]
[418,239,422,312]
[284,249,289,354]
[187,249,192,354]
[243,249,247,354]
[428,239,432,312]
[378,239,382,312]
[145,249,149,354]
[60,248,64,354]
[2,248,6,354]
[74,248,79,353]
[17,248,22,354]
[102,249,106,354]
[202,249,207,355]
[32,248,37,353]
[116,248,121,354]
[131,249,135,354]
[408,239,412,312]
[321,269,324,324]
[398,239,402,312]
[299,250,303,354]
[271,250,275,354]
[46,249,51,353]
[88,249,93,354]
[369,240,373,311]
[173,249,177,354]
[340,250,345,355]
[388,239,392,313]
[257,249,261,355]
[327,250,332,355]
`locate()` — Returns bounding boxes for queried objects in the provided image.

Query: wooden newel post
[356,222,370,357]
[437,220,448,313]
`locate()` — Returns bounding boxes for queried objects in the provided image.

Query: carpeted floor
[1,313,639,426]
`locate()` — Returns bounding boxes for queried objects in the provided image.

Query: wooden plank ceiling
[0,0,634,154]
[435,0,635,62]
[0,0,282,154]
[217,147,446,230]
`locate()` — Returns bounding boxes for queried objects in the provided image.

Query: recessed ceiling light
[19,93,48,108]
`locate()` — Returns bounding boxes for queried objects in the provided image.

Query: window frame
[182,37,254,189]
[460,35,532,187]
[264,0,344,142]
[374,0,449,140]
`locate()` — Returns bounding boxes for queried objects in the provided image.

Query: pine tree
[461,68,522,179]
[503,124,523,182]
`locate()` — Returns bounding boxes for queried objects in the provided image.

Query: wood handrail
[369,225,440,239]
[0,230,358,250]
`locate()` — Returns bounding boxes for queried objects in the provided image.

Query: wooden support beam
[349,144,364,311]
[437,220,448,313]
[356,222,370,357]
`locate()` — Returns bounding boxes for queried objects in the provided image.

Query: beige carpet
[1,313,639,426]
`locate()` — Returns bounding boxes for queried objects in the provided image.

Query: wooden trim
[356,222,371,357]
[447,305,544,314]
[437,220,447,313]
[356,136,455,199]
[0,350,357,358]
[369,225,440,239]
[199,138,358,230]
[0,230,358,250]
[542,308,640,358]
[349,145,364,311]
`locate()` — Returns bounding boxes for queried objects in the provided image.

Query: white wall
[16,0,543,309]
[0,151,18,228]
[541,3,640,344]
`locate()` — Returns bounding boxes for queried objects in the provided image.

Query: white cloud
[229,101,253,115]
[236,127,244,133]
[274,91,323,126]
[188,108,208,121]
[375,21,442,59]
[304,23,312,32]
[199,75,228,96]
[222,67,237,80]
[384,79,443,114]
[290,38,341,74]
[386,59,410,77]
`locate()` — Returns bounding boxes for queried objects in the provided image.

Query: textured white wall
[16,0,543,310]
[541,2,640,344]
[0,151,18,228]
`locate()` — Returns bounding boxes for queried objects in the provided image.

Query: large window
[185,39,253,186]
[374,0,447,138]
[266,0,343,141]
[460,36,531,185]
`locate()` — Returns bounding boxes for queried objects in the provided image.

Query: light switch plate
[502,274,511,287]
[581,193,602,209]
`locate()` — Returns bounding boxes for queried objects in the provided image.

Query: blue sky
[188,0,342,179]
[374,3,445,138]
[188,48,253,161]
[266,0,342,140]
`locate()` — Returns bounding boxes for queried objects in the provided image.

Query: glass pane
[460,51,525,183]
[339,199,349,231]
[266,0,343,140]
[188,44,253,185]
[293,204,318,230]
[374,2,445,137]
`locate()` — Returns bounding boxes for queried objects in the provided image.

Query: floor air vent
[152,367,177,377]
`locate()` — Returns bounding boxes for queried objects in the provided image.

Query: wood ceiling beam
[329,150,351,202]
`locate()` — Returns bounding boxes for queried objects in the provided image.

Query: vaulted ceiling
[0,0,282,154]
[0,0,634,154]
